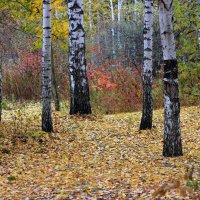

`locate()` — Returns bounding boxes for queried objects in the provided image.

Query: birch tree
[42,0,53,132]
[117,0,123,50]
[109,0,116,56]
[88,0,94,65]
[159,0,182,157]
[132,0,139,58]
[140,0,154,130]
[68,0,92,115]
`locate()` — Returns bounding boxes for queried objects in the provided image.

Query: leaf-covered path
[0,105,200,199]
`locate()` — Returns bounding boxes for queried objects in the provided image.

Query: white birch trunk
[68,0,92,115]
[109,0,116,56]
[117,0,123,50]
[159,0,182,157]
[132,0,139,58]
[42,0,53,132]
[140,0,154,130]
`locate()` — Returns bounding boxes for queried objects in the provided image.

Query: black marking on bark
[144,37,151,41]
[68,16,77,21]
[164,59,178,79]
[70,1,81,10]
[72,23,84,33]
[44,27,51,29]
[143,28,148,34]
[144,56,151,61]
[160,0,173,12]
[43,0,50,4]
[146,11,153,14]
[144,47,152,51]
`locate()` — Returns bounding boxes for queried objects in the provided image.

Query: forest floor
[0,104,200,199]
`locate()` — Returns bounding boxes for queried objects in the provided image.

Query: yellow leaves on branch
[2,0,68,47]
[52,0,65,11]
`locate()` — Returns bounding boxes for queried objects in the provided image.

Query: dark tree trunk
[51,44,60,111]
[68,0,92,115]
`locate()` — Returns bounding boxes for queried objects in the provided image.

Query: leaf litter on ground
[0,104,200,199]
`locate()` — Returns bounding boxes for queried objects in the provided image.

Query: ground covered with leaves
[0,104,200,199]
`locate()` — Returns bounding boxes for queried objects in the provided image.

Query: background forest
[0,0,199,114]
[0,0,200,199]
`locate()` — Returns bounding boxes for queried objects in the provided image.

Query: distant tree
[88,0,95,65]
[117,0,123,50]
[68,0,92,115]
[159,0,182,157]
[140,0,154,130]
[109,0,116,57]
[42,0,53,132]
[51,43,60,111]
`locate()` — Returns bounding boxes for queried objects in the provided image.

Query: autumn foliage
[87,59,143,114]
[3,49,69,101]
[3,50,143,113]
[2,47,199,114]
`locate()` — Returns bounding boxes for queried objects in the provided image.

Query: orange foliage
[88,60,142,114]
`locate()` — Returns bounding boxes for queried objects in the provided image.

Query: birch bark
[109,0,116,56]
[140,0,154,130]
[68,0,92,115]
[42,0,53,132]
[159,0,182,157]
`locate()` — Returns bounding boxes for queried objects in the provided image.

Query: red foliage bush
[3,49,163,114]
[3,49,69,101]
[19,51,41,76]
[88,60,143,114]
